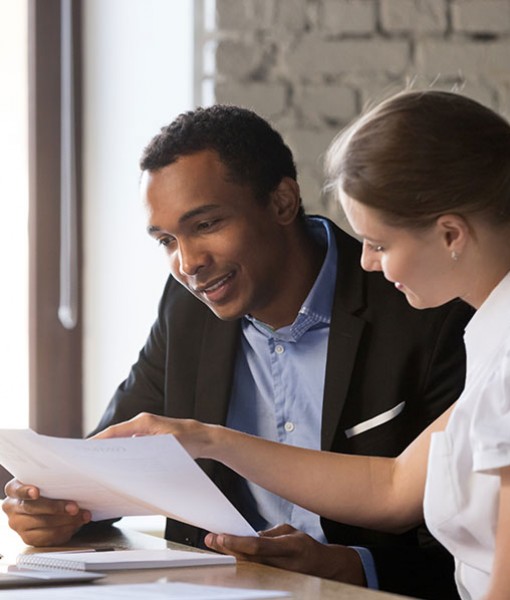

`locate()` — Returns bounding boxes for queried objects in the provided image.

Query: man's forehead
[140,151,232,188]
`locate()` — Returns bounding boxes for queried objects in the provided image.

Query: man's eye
[197,219,219,231]
[158,237,174,247]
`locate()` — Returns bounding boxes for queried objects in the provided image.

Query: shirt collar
[245,216,338,342]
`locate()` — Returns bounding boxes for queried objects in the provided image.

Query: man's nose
[177,240,209,277]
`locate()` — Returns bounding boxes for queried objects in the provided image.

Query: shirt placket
[268,337,292,443]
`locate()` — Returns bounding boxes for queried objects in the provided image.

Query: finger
[204,533,228,553]
[206,533,294,558]
[92,413,163,439]
[12,510,90,532]
[204,534,246,559]
[92,422,139,440]
[204,533,297,569]
[4,479,39,500]
[259,523,297,538]
[18,521,85,547]
[6,507,91,547]
[14,497,81,517]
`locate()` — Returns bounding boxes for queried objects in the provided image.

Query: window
[0,0,194,444]
[82,0,194,432]
[0,0,29,428]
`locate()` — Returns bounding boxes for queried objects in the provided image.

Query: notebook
[16,549,236,572]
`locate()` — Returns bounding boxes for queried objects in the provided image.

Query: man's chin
[207,303,245,322]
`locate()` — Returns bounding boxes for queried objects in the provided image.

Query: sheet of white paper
[0,582,290,599]
[0,429,256,537]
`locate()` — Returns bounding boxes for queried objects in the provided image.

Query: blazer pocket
[344,401,406,439]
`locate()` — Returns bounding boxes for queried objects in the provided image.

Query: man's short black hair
[140,105,302,210]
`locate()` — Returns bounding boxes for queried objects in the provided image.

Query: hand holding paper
[0,429,256,538]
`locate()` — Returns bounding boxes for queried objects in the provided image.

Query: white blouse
[424,270,510,600]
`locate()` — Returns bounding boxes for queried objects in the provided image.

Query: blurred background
[0,0,508,456]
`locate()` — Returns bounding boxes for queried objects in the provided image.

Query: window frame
[27,0,83,437]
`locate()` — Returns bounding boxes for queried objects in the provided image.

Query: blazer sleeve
[369,539,459,599]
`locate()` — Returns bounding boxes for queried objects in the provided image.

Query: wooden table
[0,514,414,599]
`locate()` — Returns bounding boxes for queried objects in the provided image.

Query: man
[3,106,472,598]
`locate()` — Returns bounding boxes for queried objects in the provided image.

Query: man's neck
[254,221,327,330]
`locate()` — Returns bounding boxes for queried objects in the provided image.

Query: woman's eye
[366,241,384,252]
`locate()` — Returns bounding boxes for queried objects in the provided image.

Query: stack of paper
[0,429,256,537]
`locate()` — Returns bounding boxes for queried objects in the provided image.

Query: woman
[97,91,510,600]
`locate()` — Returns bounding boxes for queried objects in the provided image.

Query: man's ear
[436,213,470,255]
[270,177,302,225]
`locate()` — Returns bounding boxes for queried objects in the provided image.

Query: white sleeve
[472,347,510,473]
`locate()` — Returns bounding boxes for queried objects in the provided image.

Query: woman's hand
[92,412,220,460]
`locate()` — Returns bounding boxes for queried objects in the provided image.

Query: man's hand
[204,523,366,586]
[2,479,91,547]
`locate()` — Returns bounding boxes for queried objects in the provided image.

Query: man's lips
[194,272,235,295]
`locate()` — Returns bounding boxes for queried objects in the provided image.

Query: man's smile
[193,271,236,302]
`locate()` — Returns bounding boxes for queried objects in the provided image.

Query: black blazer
[96,222,473,599]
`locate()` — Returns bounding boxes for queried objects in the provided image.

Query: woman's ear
[436,214,470,256]
[270,177,302,225]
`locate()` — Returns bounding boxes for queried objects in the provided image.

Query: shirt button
[284,421,295,432]
[275,344,285,354]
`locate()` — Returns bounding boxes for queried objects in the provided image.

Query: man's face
[141,150,292,326]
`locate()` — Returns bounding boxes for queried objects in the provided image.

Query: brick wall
[198,0,510,218]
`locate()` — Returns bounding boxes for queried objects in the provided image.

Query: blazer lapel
[194,312,240,426]
[322,310,365,450]
[192,313,240,481]
[321,223,367,451]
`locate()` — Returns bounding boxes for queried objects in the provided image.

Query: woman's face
[340,193,461,309]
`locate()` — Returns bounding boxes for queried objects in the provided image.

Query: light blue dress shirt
[226,217,337,543]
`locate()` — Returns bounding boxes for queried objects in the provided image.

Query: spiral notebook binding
[17,555,88,571]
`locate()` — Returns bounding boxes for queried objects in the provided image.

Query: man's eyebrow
[147,205,220,236]
[178,204,220,223]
